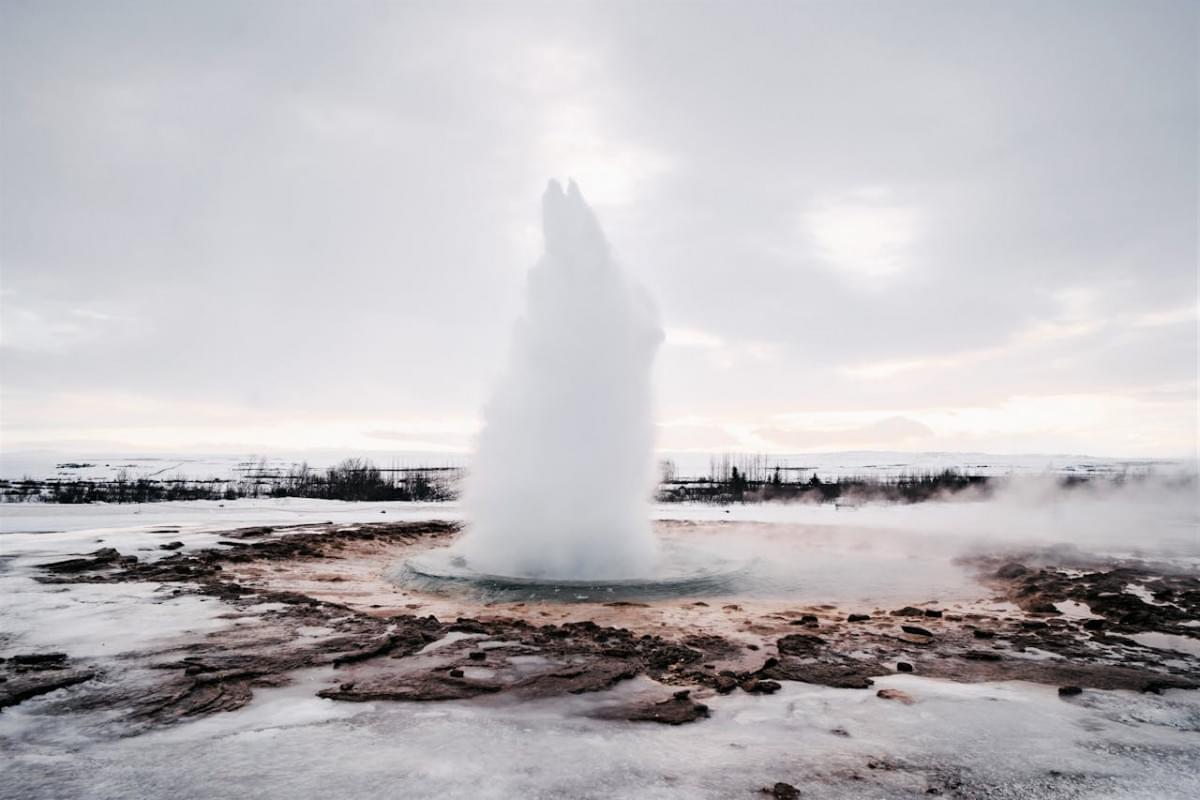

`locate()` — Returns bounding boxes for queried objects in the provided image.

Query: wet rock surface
[1,653,96,711]
[762,782,800,799]
[594,688,710,725]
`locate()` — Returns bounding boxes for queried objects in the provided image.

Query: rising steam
[458,180,663,579]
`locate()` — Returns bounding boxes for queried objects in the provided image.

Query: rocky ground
[7,519,1198,739]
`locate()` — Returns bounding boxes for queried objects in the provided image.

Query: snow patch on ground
[3,676,1199,799]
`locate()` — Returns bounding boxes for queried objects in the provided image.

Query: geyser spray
[458,180,663,579]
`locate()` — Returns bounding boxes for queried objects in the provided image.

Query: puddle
[1054,600,1097,620]
[1128,632,1200,658]
[415,631,482,655]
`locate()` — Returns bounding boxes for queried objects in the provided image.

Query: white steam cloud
[458,180,663,579]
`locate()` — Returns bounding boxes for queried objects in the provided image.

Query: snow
[1054,600,1098,620]
[3,496,1198,799]
[3,676,1199,799]
[1,577,229,658]
[0,497,461,536]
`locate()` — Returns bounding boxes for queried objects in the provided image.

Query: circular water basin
[392,540,751,602]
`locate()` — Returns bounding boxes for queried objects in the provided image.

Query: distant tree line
[657,460,993,503]
[656,463,990,505]
[0,459,457,504]
[4,454,1175,506]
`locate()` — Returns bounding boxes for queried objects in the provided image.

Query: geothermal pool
[394,521,982,605]
[399,537,752,601]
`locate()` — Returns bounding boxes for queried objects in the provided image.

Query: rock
[740,678,781,694]
[510,658,640,698]
[42,547,123,574]
[319,675,501,703]
[761,657,882,689]
[1141,681,1177,695]
[1082,619,1106,630]
[448,669,464,678]
[876,688,914,704]
[766,782,800,799]
[608,692,709,725]
[996,563,1027,579]
[972,629,995,639]
[0,669,96,710]
[901,625,933,637]
[1021,620,1049,630]
[645,645,703,671]
[1029,602,1060,614]
[332,634,407,667]
[159,541,185,551]
[790,615,819,626]
[1058,685,1082,697]
[891,606,925,617]
[467,651,487,661]
[847,614,871,622]
[682,634,742,660]
[776,634,825,656]
[714,674,738,694]
[964,650,1002,661]
[896,662,914,673]
[449,619,488,634]
[923,609,943,618]
[11,653,69,667]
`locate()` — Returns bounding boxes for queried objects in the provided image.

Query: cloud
[757,416,935,450]
[664,327,723,349]
[803,190,924,282]
[0,1,1194,457]
[655,422,745,451]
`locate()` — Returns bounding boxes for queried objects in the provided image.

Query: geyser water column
[456,180,663,580]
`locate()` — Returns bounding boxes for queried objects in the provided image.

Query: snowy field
[2,496,1199,799]
[4,670,1200,800]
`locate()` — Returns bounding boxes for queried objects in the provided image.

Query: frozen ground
[3,671,1199,800]
[2,497,1198,799]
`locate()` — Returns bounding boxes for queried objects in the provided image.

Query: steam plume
[458,180,663,579]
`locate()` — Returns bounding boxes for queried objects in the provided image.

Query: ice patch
[415,631,483,655]
[1128,632,1200,658]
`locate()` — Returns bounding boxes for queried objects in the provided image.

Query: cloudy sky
[2,0,1196,459]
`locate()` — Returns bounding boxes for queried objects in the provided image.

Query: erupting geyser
[454,180,664,580]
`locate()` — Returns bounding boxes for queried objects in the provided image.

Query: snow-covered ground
[0,497,460,537]
[3,666,1199,799]
[2,497,1198,799]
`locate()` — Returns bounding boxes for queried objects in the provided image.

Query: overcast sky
[1,0,1196,458]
